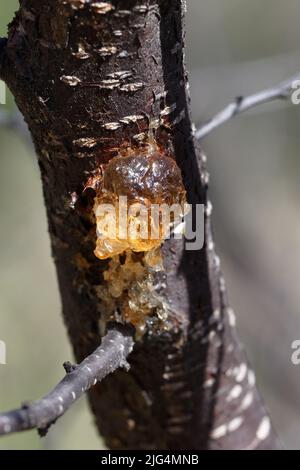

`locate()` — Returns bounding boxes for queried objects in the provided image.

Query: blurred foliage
[1,0,300,449]
[0,1,17,109]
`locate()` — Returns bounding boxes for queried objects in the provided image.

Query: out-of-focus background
[0,0,300,449]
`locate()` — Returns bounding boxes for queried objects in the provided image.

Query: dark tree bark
[0,0,281,449]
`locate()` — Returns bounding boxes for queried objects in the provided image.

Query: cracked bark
[0,0,281,450]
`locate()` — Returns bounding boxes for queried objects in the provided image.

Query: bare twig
[0,325,134,437]
[195,73,300,140]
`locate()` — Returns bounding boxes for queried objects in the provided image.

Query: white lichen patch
[99,79,121,90]
[238,391,254,412]
[235,363,248,383]
[132,24,145,30]
[91,2,115,14]
[149,118,160,129]
[160,103,177,117]
[228,416,244,432]
[205,200,213,217]
[118,51,130,58]
[120,115,144,124]
[72,44,90,60]
[226,385,243,402]
[102,122,121,131]
[211,424,227,440]
[203,171,210,186]
[154,91,168,101]
[114,10,132,17]
[69,0,87,10]
[98,46,117,57]
[107,71,133,80]
[120,83,144,93]
[227,308,236,328]
[256,416,271,441]
[248,370,256,387]
[60,75,82,87]
[133,5,148,13]
[133,133,147,142]
[211,416,244,440]
[73,138,98,148]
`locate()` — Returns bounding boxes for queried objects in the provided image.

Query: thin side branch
[195,72,300,140]
[0,325,134,437]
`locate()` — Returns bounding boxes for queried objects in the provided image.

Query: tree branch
[195,72,300,140]
[0,325,134,437]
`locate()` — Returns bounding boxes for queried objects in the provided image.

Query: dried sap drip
[94,150,186,260]
[93,146,187,332]
[96,250,169,333]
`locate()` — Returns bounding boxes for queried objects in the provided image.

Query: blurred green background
[1,0,300,449]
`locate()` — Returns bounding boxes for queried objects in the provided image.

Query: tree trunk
[0,0,281,450]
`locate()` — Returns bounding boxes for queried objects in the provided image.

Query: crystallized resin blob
[94,151,186,260]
